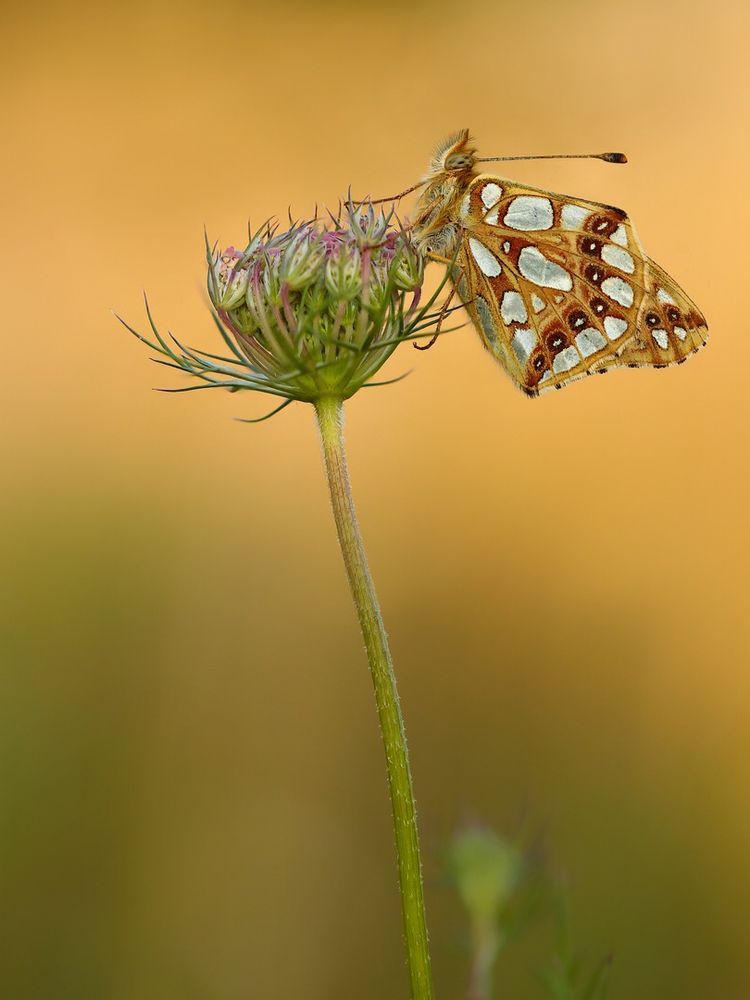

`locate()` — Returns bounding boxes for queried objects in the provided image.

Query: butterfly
[406,130,707,396]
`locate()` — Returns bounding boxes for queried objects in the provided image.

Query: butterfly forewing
[445,173,707,395]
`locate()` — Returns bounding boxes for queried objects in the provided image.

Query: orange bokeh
[2,1,748,997]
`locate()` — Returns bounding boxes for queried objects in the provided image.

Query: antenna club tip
[603,152,628,163]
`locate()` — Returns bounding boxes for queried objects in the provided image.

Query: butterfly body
[411,130,708,396]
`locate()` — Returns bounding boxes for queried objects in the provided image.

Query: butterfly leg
[414,281,457,351]
[425,251,455,266]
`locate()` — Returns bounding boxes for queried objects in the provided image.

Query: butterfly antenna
[351,180,429,206]
[476,152,627,164]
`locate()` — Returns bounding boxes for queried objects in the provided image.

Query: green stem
[468,921,500,1000]
[315,395,434,1000]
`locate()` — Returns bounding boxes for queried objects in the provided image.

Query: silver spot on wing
[601,276,634,307]
[561,204,591,230]
[603,316,628,340]
[610,223,628,246]
[552,345,582,373]
[601,244,635,274]
[503,195,554,231]
[475,296,498,344]
[500,290,528,324]
[481,183,503,209]
[575,327,607,358]
[652,328,669,350]
[511,326,538,364]
[469,238,502,277]
[518,246,572,290]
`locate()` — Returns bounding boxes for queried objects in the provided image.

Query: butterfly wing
[622,257,708,367]
[450,174,708,396]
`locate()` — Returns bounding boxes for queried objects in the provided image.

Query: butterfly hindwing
[623,258,708,367]
[450,174,707,395]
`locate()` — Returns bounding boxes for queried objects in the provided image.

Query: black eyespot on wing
[590,296,607,315]
[585,264,603,285]
[547,329,567,351]
[567,309,588,331]
[645,312,660,327]
[580,237,602,257]
[589,214,619,237]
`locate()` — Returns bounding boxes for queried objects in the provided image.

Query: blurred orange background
[2,0,749,997]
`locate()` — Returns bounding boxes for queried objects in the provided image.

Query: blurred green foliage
[448,826,611,1000]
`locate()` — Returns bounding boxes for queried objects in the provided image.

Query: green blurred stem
[315,395,434,1000]
[469,921,500,1000]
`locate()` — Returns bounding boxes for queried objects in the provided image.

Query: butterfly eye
[445,153,472,170]
[645,312,660,327]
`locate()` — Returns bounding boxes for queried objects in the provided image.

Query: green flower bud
[208,249,248,310]
[449,827,522,924]
[364,264,392,314]
[325,243,362,300]
[280,230,327,290]
[349,201,390,246]
[391,244,425,292]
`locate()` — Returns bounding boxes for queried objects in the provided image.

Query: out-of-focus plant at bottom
[448,825,612,1000]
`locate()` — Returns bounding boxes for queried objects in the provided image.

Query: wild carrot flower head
[120,201,449,420]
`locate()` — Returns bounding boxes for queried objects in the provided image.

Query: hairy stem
[315,395,434,1000]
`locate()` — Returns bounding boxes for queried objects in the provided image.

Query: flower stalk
[119,199,458,999]
[315,394,434,1000]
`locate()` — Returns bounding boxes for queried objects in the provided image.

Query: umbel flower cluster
[121,201,452,420]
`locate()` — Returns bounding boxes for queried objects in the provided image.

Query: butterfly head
[427,129,478,179]
[410,130,478,254]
